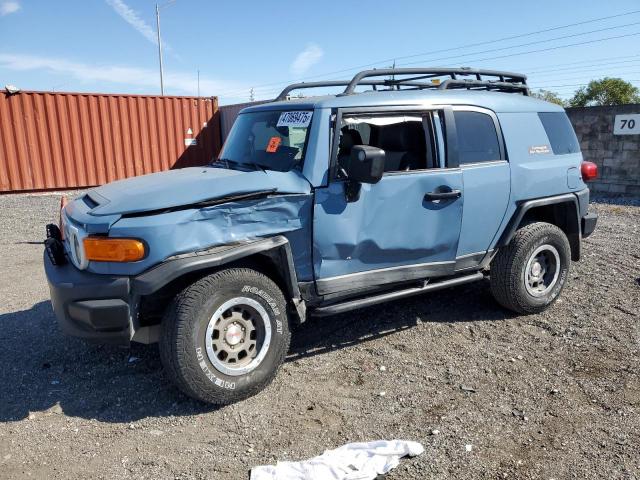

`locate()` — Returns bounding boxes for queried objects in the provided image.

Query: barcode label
[277,111,313,128]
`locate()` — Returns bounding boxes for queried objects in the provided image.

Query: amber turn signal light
[83,237,145,262]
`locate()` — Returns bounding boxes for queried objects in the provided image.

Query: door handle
[424,189,461,201]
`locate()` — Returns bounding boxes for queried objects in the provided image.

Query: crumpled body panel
[88,167,311,216]
[313,172,464,280]
[88,194,313,279]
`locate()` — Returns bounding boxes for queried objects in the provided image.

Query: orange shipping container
[0,91,222,192]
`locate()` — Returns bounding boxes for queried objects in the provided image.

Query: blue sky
[1,0,639,104]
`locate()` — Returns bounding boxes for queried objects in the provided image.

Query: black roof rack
[275,79,446,101]
[275,67,529,101]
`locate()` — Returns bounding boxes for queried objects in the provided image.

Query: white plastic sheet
[250,440,424,480]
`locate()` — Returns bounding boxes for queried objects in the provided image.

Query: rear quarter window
[538,112,580,155]
[454,111,501,164]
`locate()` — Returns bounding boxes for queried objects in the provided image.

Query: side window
[337,113,438,173]
[454,111,501,164]
[538,112,580,155]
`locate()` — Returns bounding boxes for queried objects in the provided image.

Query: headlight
[73,235,82,262]
[63,218,89,269]
[83,237,146,262]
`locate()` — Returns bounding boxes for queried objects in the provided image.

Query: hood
[86,166,311,216]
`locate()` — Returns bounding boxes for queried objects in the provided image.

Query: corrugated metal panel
[0,91,221,192]
[219,100,269,143]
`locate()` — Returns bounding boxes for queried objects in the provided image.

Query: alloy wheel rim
[524,244,561,297]
[205,297,272,376]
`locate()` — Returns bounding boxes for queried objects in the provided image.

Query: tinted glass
[218,110,312,172]
[538,112,580,155]
[454,111,501,164]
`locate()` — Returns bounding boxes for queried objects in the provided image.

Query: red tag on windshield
[266,136,281,153]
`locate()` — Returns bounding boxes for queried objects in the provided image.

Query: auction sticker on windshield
[266,136,281,153]
[277,111,313,128]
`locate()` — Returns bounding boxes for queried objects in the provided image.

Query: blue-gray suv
[44,68,598,404]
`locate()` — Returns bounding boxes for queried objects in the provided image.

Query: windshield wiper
[249,161,266,173]
[211,158,237,168]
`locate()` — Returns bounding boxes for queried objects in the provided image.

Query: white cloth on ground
[250,439,424,480]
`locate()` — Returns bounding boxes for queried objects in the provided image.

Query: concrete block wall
[566,104,640,196]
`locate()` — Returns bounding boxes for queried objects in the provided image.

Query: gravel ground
[0,192,638,480]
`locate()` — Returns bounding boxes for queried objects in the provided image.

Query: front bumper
[582,212,598,238]
[44,251,134,345]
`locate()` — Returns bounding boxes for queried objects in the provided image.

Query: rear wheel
[160,268,290,404]
[490,222,571,314]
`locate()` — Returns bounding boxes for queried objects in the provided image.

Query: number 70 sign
[613,114,640,135]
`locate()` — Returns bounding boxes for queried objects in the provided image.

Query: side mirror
[346,145,385,184]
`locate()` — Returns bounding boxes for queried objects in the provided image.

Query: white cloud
[105,0,161,47]
[289,44,323,76]
[0,53,245,96]
[0,1,20,16]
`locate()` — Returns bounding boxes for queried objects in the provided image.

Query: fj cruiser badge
[529,145,551,155]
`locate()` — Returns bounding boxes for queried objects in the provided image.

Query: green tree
[569,77,640,107]
[531,89,566,106]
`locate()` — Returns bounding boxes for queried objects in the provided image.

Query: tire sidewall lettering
[195,346,236,390]
[242,285,283,334]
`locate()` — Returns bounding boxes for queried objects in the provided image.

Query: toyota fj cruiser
[44,68,598,404]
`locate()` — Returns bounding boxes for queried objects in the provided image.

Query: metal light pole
[156,1,177,95]
[156,3,164,95]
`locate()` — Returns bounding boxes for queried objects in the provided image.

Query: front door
[312,109,464,295]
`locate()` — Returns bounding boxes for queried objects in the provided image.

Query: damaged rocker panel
[315,260,455,295]
[313,250,492,297]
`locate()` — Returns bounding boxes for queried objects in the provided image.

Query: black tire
[159,268,290,405]
[490,222,571,314]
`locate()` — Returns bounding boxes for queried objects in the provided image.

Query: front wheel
[159,268,290,404]
[490,222,571,314]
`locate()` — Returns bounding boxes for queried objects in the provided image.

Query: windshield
[217,110,313,172]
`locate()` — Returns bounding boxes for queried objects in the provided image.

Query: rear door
[312,107,464,295]
[452,107,510,269]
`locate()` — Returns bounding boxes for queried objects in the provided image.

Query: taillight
[581,161,598,181]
